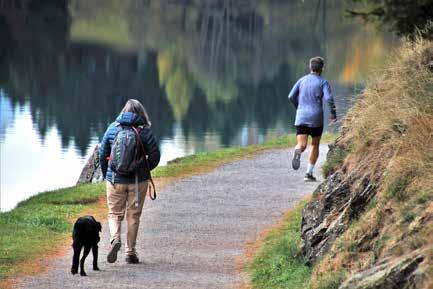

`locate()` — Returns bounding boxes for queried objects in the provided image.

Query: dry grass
[310,37,433,289]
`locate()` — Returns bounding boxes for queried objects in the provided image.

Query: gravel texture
[18,146,327,289]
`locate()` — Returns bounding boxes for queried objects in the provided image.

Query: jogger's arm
[288,80,301,108]
[323,80,337,120]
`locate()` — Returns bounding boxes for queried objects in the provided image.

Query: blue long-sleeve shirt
[288,73,337,127]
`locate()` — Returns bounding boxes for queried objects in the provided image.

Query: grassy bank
[245,198,347,289]
[0,133,334,284]
[0,183,105,280]
[246,200,311,289]
[309,37,433,289]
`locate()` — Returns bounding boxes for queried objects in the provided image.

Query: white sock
[306,163,315,175]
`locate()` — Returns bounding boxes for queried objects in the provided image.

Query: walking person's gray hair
[121,99,151,127]
[309,56,325,74]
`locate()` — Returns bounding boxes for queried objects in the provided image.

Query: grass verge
[246,200,311,289]
[0,133,335,285]
[0,183,105,282]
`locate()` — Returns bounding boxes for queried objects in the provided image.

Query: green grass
[0,183,105,279]
[246,200,312,289]
[321,144,348,177]
[0,133,336,281]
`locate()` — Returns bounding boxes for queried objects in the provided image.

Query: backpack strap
[131,126,157,201]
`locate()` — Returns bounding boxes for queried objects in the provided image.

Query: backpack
[108,124,157,203]
[109,125,144,176]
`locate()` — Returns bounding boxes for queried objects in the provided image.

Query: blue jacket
[288,73,337,127]
[99,112,161,184]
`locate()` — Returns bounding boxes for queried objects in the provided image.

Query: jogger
[288,57,337,181]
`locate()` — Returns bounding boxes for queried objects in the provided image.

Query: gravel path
[18,146,327,289]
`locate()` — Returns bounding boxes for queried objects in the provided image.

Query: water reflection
[0,0,395,211]
[0,92,91,211]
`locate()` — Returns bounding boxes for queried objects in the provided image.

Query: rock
[301,169,377,265]
[339,252,426,289]
[76,145,103,184]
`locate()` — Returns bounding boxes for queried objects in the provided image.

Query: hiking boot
[304,173,317,182]
[292,149,302,170]
[107,239,121,263]
[125,254,139,264]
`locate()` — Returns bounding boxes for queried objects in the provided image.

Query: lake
[0,0,396,211]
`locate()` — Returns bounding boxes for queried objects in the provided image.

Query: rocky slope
[301,38,433,289]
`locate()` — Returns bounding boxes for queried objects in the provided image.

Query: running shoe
[292,149,302,170]
[304,173,317,182]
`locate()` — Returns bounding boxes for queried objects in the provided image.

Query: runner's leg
[308,136,321,171]
[295,134,308,152]
[292,134,307,170]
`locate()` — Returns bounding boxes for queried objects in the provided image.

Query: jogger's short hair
[309,56,325,73]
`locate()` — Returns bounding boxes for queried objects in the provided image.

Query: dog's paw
[93,267,100,271]
[80,271,87,276]
[71,268,78,275]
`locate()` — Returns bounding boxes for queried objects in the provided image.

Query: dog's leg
[92,245,100,271]
[71,243,81,275]
[80,246,91,276]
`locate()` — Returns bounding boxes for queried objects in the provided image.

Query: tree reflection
[0,0,393,156]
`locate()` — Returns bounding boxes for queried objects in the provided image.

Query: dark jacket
[99,112,160,184]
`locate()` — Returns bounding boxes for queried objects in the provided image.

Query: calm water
[0,0,395,211]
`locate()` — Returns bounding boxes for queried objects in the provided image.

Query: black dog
[71,215,101,276]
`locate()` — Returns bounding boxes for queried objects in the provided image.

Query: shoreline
[2,133,334,213]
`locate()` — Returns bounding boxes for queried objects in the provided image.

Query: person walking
[288,56,337,181]
[99,99,160,264]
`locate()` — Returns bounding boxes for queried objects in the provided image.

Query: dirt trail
[18,147,327,289]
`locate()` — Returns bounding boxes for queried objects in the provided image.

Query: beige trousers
[106,180,149,256]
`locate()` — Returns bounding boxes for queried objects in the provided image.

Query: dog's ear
[97,222,102,232]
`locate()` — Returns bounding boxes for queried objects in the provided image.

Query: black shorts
[295,125,323,137]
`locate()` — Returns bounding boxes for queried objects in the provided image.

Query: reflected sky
[0,92,91,211]
[0,0,397,211]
